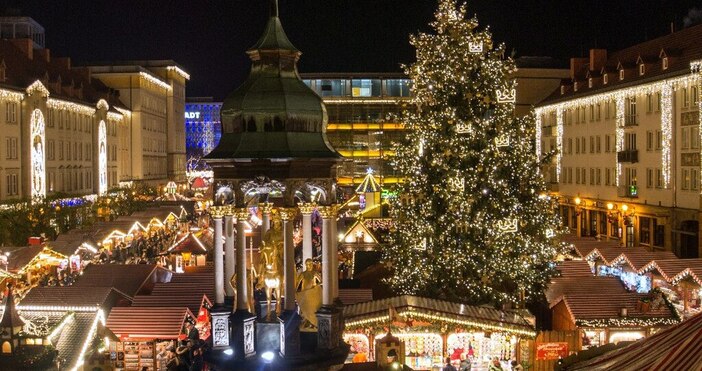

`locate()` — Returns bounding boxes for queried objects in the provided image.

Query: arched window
[1,341,11,354]
[98,120,107,195]
[30,109,46,199]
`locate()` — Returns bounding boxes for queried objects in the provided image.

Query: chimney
[54,57,71,71]
[35,48,50,63]
[589,49,607,72]
[8,38,33,60]
[570,57,588,80]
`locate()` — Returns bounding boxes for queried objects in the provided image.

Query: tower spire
[270,0,279,18]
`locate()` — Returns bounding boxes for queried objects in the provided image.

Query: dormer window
[603,74,609,85]
[588,78,593,88]
[619,69,625,80]
[560,86,565,95]
[639,64,645,76]
[574,82,578,92]
[662,57,669,70]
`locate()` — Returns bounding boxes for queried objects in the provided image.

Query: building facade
[535,24,702,257]
[0,33,126,201]
[185,97,221,172]
[88,61,189,185]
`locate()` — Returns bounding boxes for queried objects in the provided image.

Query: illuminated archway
[98,120,107,195]
[1,340,11,354]
[30,109,46,199]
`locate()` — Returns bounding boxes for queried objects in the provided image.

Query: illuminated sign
[185,111,201,119]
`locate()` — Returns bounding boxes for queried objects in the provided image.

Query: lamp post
[574,197,583,237]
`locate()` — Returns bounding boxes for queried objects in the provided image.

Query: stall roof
[4,245,59,272]
[556,260,593,277]
[73,264,172,299]
[566,312,702,370]
[17,286,129,311]
[607,249,677,272]
[546,276,627,305]
[338,288,374,305]
[131,293,212,316]
[343,295,535,337]
[106,306,193,340]
[167,233,208,254]
[638,259,702,281]
[551,293,678,328]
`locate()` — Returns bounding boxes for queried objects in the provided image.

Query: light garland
[70,309,105,371]
[47,312,75,343]
[96,99,109,111]
[114,107,132,118]
[615,96,625,187]
[16,305,101,312]
[98,120,107,195]
[139,72,171,92]
[322,98,410,104]
[661,84,673,188]
[535,113,542,159]
[47,98,96,116]
[167,66,191,80]
[26,80,50,97]
[106,111,123,122]
[30,109,46,200]
[576,317,679,328]
[556,109,563,182]
[0,87,24,102]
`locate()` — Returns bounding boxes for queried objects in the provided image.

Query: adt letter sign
[185,111,201,119]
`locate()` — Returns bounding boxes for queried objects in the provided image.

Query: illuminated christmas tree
[386,0,561,306]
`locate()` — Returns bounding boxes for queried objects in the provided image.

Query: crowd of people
[97,228,178,265]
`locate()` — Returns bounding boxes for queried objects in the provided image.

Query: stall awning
[167,233,208,254]
[343,295,535,337]
[131,293,212,317]
[17,286,129,311]
[556,260,593,278]
[106,307,193,340]
[546,276,627,305]
[567,312,702,370]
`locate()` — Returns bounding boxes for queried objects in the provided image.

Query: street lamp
[574,197,583,216]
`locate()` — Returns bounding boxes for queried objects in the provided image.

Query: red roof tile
[106,307,193,340]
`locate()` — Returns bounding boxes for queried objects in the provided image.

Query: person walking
[459,354,471,371]
[442,357,457,371]
[511,360,523,371]
[488,357,503,371]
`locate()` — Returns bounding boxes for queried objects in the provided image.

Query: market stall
[106,306,194,371]
[162,232,209,272]
[343,295,535,370]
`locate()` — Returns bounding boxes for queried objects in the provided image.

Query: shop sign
[185,111,201,119]
[536,342,568,360]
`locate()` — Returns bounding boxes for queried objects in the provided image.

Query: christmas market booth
[161,232,209,272]
[342,295,535,370]
[106,307,195,371]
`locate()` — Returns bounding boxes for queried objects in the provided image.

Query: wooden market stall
[343,295,535,370]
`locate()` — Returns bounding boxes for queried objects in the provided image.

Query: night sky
[5,0,702,99]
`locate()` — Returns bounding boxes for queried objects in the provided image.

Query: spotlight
[261,351,275,363]
[223,349,233,356]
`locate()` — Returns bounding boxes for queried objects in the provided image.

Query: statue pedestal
[230,309,256,361]
[256,299,278,322]
[256,321,280,354]
[278,310,301,357]
[211,306,231,350]
[316,306,341,351]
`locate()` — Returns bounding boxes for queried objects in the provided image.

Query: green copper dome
[207,1,339,160]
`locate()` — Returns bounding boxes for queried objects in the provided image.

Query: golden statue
[256,217,284,319]
[295,258,322,330]
[229,266,256,314]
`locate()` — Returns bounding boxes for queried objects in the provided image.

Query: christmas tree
[385,0,561,306]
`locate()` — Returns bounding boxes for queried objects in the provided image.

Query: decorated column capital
[210,206,226,219]
[260,202,274,215]
[317,205,338,219]
[234,207,250,221]
[279,207,297,221]
[298,202,316,215]
[224,205,237,217]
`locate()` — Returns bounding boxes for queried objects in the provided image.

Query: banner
[536,342,568,360]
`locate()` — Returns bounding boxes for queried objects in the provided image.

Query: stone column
[317,205,341,351]
[318,206,333,306]
[235,208,249,311]
[279,207,300,357]
[230,207,256,361]
[211,207,225,306]
[260,202,273,237]
[299,202,316,261]
[224,211,236,298]
[330,205,339,301]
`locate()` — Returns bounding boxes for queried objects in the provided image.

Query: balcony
[617,150,639,163]
[618,185,639,198]
[623,114,638,127]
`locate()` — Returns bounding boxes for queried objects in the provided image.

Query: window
[647,168,653,188]
[653,219,665,247]
[5,102,16,124]
[5,137,17,159]
[47,110,54,128]
[662,57,669,70]
[605,101,611,119]
[603,74,609,85]
[619,69,625,80]
[351,79,381,97]
[646,131,653,151]
[58,141,64,160]
[590,168,595,185]
[48,140,54,160]
[605,135,611,152]
[640,216,651,245]
[693,126,700,149]
[683,169,691,190]
[67,141,71,160]
[683,88,690,108]
[588,78,593,88]
[656,92,662,112]
[596,168,602,185]
[575,138,580,154]
[596,104,601,121]
[656,168,663,188]
[646,94,654,113]
[5,173,17,196]
[693,86,699,105]
[580,107,586,123]
[625,133,637,151]
[693,169,700,191]
[581,168,587,184]
[626,168,637,186]
[625,97,637,125]
[581,137,586,152]
[639,63,645,75]
[574,82,579,92]
[576,168,581,184]
[682,127,690,149]
[589,105,595,121]
[590,136,595,153]
[567,138,572,154]
[656,130,663,150]
[596,136,601,153]
[605,168,611,186]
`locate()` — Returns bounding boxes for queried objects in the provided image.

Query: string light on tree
[385,0,562,306]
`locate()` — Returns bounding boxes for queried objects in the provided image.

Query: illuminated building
[535,24,702,257]
[185,97,221,172]
[0,18,126,200]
